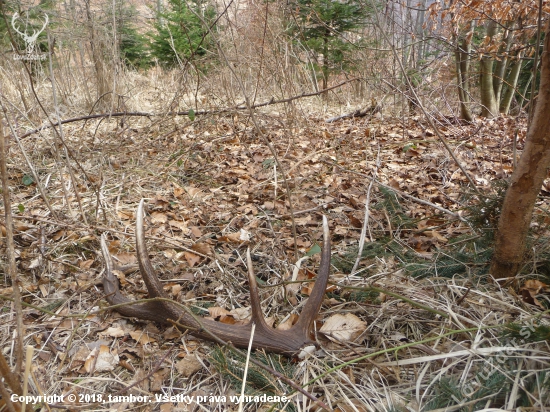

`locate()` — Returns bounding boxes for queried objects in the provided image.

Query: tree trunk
[493,22,514,103]
[480,20,499,117]
[85,0,111,110]
[500,50,524,115]
[322,28,329,91]
[490,21,550,279]
[516,72,533,113]
[455,31,473,121]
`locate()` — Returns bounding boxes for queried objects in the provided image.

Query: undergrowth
[333,182,550,284]
[209,348,296,411]
[424,369,550,411]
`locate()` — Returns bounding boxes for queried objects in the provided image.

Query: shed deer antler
[101,199,330,355]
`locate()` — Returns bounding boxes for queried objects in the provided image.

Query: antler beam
[101,200,330,355]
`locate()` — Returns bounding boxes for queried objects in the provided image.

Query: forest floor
[1,110,550,411]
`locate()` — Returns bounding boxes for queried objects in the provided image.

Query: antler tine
[136,199,167,299]
[294,215,330,333]
[40,14,49,32]
[101,234,168,322]
[246,248,271,328]
[11,13,25,37]
[101,200,332,356]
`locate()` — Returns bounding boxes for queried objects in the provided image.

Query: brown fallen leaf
[114,252,137,266]
[425,230,448,243]
[229,307,251,321]
[170,220,190,233]
[101,326,125,338]
[520,279,549,308]
[173,185,185,199]
[176,356,203,377]
[151,368,168,392]
[218,231,243,243]
[190,226,203,237]
[184,251,201,267]
[151,212,168,224]
[191,242,212,255]
[84,345,119,373]
[277,314,299,331]
[185,186,203,198]
[79,259,94,269]
[208,307,230,319]
[319,313,367,343]
[129,331,157,345]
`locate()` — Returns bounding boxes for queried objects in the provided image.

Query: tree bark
[455,31,473,121]
[480,20,499,117]
[322,29,329,91]
[500,50,524,115]
[85,0,111,110]
[490,21,550,279]
[493,22,514,103]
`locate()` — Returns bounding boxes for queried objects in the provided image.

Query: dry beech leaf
[160,404,172,412]
[171,284,182,296]
[163,327,180,340]
[348,214,362,228]
[84,345,119,373]
[277,314,299,331]
[191,242,211,255]
[71,346,90,366]
[299,268,318,296]
[111,269,128,287]
[59,318,77,329]
[164,249,176,259]
[520,279,549,308]
[117,210,133,220]
[426,230,448,243]
[52,230,66,241]
[208,307,230,319]
[79,259,94,269]
[122,346,144,360]
[219,315,237,325]
[263,201,275,210]
[173,185,185,198]
[185,186,202,198]
[151,212,168,224]
[107,239,121,253]
[190,226,203,237]
[521,279,549,292]
[218,231,242,243]
[151,369,168,392]
[389,178,400,190]
[286,268,308,297]
[294,215,312,226]
[101,327,126,338]
[129,331,157,345]
[170,220,189,233]
[295,238,311,248]
[176,356,203,377]
[229,307,250,321]
[319,313,367,343]
[0,287,13,295]
[184,251,201,267]
[114,253,137,266]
